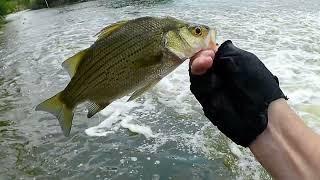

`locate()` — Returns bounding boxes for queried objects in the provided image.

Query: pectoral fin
[134,54,163,68]
[62,49,88,78]
[128,79,161,101]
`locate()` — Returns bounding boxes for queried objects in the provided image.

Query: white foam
[152,174,160,180]
[130,157,137,162]
[120,115,156,139]
[229,143,243,158]
[154,160,160,165]
[120,159,125,164]
[85,95,159,138]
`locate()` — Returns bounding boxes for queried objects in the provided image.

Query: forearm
[250,99,320,179]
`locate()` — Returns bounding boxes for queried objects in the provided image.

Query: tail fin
[35,92,74,136]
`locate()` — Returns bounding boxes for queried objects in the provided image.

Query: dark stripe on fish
[72,38,158,103]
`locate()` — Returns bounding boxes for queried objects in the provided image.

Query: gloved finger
[212,41,244,75]
[214,57,239,75]
[189,63,222,98]
[273,76,279,85]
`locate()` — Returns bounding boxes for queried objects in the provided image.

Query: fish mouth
[182,29,217,61]
[205,29,217,50]
[173,29,217,63]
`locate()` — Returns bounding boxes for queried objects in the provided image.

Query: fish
[36,16,217,136]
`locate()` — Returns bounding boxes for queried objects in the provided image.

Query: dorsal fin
[94,20,128,40]
[62,49,88,78]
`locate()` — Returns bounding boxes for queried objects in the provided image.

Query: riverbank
[0,0,28,26]
[0,15,4,27]
[0,0,89,26]
[29,0,89,9]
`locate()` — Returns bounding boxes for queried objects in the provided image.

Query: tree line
[0,0,86,21]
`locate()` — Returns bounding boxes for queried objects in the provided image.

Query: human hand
[189,46,218,75]
[189,40,287,147]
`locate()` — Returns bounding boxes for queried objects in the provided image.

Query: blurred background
[0,0,320,179]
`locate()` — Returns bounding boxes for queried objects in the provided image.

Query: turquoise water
[1,0,320,179]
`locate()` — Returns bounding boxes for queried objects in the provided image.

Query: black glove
[189,40,287,147]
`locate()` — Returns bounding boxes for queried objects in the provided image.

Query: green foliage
[29,0,45,9]
[0,0,11,16]
[29,0,89,9]
[0,0,30,16]
[0,0,88,19]
[31,0,73,9]
[0,16,4,26]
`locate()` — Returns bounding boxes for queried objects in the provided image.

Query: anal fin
[86,101,110,118]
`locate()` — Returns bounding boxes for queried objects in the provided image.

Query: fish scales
[66,24,136,90]
[66,19,166,103]
[67,21,159,98]
[73,31,161,102]
[67,34,139,94]
[64,35,140,102]
[83,36,163,102]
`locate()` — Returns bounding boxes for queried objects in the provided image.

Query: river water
[1,0,320,179]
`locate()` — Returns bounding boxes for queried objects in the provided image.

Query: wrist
[249,98,320,179]
[250,98,288,146]
[249,99,297,179]
[249,98,288,150]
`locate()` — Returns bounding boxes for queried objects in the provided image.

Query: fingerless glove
[190,40,287,147]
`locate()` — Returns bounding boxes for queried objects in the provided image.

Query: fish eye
[194,26,202,36]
